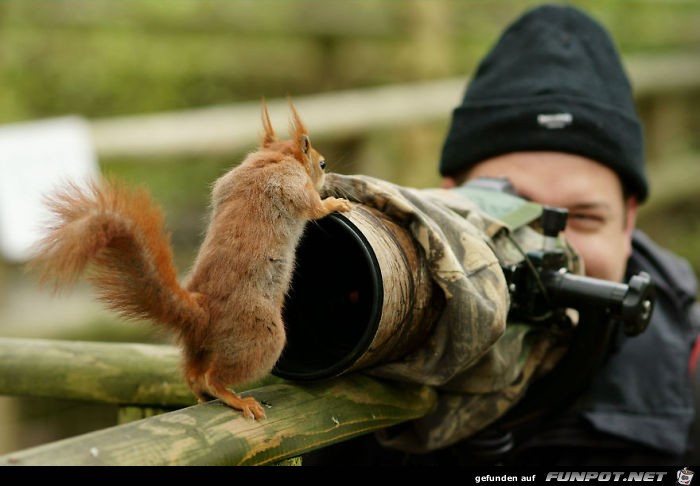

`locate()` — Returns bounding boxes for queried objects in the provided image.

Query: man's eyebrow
[569,202,613,213]
[514,191,612,212]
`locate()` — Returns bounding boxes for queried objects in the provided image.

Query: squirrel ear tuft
[287,97,308,147]
[300,135,310,154]
[261,98,276,147]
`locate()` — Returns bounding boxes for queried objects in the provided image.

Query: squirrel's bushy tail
[30,178,207,333]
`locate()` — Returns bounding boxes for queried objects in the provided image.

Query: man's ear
[623,196,639,256]
[625,197,638,235]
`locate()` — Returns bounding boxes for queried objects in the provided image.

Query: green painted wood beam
[0,374,436,465]
[0,337,276,407]
[0,337,192,407]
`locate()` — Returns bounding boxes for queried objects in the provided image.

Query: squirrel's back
[187,151,317,302]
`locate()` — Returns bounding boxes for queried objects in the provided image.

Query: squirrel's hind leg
[208,379,266,420]
[195,369,266,420]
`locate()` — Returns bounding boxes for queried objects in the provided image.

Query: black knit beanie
[439,4,648,201]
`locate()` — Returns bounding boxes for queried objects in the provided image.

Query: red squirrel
[30,100,353,419]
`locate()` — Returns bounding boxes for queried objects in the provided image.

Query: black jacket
[584,231,700,453]
[503,230,700,465]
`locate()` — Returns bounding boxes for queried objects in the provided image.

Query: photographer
[306,4,700,465]
[437,4,700,465]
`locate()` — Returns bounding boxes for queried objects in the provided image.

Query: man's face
[442,152,638,283]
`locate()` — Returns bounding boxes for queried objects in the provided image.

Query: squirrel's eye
[319,159,326,170]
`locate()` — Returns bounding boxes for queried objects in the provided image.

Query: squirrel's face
[259,100,328,192]
[298,134,327,191]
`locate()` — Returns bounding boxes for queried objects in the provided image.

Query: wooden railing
[88,52,700,159]
[0,337,435,465]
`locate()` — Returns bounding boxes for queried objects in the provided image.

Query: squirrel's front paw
[326,197,353,213]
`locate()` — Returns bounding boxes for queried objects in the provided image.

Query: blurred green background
[0,0,699,455]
